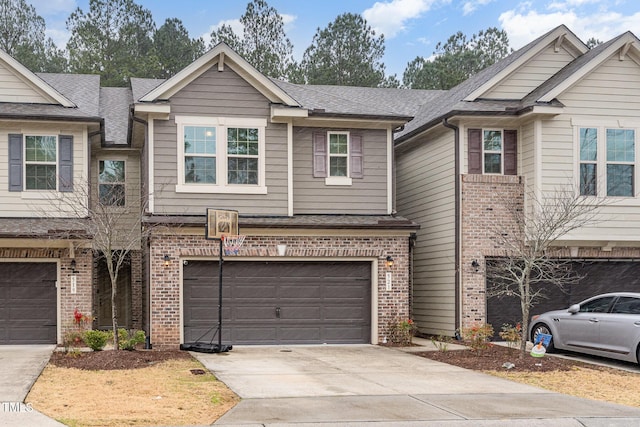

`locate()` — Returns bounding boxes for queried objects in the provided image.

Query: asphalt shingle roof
[130,77,165,102]
[100,87,132,145]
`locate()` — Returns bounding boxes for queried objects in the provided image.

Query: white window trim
[574,126,638,200]
[175,116,267,194]
[326,131,352,186]
[24,134,58,192]
[98,157,127,208]
[482,129,504,175]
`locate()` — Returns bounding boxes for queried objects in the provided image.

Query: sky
[27,0,640,78]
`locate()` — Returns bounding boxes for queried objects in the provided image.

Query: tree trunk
[112,277,119,350]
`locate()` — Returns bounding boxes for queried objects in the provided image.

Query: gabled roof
[464,25,587,101]
[0,49,76,107]
[0,73,102,121]
[137,43,300,106]
[527,31,640,103]
[395,25,589,143]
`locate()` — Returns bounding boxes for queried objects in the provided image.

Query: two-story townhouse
[0,50,144,345]
[395,25,640,337]
[0,51,98,344]
[130,44,419,348]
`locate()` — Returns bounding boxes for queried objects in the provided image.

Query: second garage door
[183,261,372,345]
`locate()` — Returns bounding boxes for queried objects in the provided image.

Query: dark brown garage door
[487,260,640,333]
[183,261,371,345]
[0,263,57,344]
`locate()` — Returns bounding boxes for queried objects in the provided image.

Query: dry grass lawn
[489,366,640,408]
[27,358,239,427]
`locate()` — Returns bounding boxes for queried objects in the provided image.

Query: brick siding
[148,231,411,349]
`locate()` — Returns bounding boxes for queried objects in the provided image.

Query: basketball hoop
[222,235,246,256]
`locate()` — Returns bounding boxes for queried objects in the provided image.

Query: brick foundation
[148,231,411,348]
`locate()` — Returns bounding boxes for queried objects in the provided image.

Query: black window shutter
[58,135,74,192]
[8,133,23,192]
[312,132,327,178]
[504,130,517,176]
[350,134,364,179]
[468,128,482,174]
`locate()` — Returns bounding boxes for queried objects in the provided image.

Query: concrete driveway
[0,345,64,427]
[194,344,640,426]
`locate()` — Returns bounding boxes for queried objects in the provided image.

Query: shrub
[83,330,111,351]
[117,329,146,350]
[63,330,85,351]
[430,335,452,352]
[459,323,494,352]
[498,323,522,350]
[387,318,416,346]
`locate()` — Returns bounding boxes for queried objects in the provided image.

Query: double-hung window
[25,135,57,190]
[467,128,517,175]
[577,126,636,197]
[99,160,126,206]
[483,130,503,174]
[312,131,364,185]
[176,116,266,194]
[606,129,635,197]
[8,133,74,193]
[579,128,598,196]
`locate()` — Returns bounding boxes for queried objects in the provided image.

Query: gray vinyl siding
[0,121,87,217]
[91,149,142,249]
[485,44,577,99]
[396,127,456,336]
[539,53,640,242]
[293,127,389,214]
[152,66,288,216]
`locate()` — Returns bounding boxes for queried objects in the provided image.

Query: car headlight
[531,315,540,321]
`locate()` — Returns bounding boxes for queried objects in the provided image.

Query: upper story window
[25,135,57,190]
[577,127,635,197]
[312,131,363,186]
[176,116,267,194]
[99,160,125,206]
[8,133,73,193]
[483,130,503,174]
[467,128,517,176]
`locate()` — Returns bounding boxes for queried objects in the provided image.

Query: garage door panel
[0,263,57,344]
[183,261,371,345]
[282,306,321,320]
[325,306,367,320]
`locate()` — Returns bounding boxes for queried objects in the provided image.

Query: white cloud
[46,27,71,48]
[499,0,640,49]
[362,0,440,39]
[462,0,496,16]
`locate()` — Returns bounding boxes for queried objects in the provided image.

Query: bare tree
[486,184,608,358]
[41,167,151,350]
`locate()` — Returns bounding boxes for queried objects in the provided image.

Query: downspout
[442,118,461,334]
[130,108,152,347]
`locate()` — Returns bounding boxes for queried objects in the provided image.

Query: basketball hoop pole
[218,237,223,353]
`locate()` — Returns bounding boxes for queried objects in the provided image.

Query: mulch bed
[415,344,599,372]
[50,350,192,370]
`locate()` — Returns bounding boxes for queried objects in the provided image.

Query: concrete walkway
[194,342,640,426]
[0,345,65,427]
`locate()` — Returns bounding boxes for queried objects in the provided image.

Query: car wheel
[637,345,640,365]
[531,323,555,353]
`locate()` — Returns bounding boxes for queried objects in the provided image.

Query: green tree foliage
[300,13,389,87]
[209,0,295,79]
[0,0,67,72]
[403,27,511,89]
[66,0,157,86]
[154,18,205,79]
[586,37,602,49]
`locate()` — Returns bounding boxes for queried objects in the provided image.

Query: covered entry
[0,262,57,344]
[183,260,372,345]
